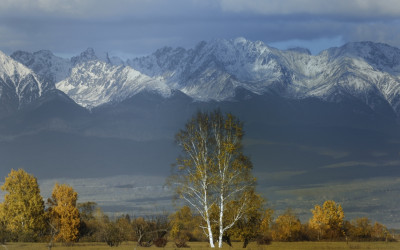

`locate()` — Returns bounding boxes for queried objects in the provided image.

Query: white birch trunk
[218,193,224,248]
[206,211,215,247]
[204,187,215,247]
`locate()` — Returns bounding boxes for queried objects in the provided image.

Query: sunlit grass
[2,241,400,250]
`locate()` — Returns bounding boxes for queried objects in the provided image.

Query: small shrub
[0,225,8,244]
[257,235,272,245]
[154,237,168,247]
[102,223,124,247]
[138,240,153,247]
[175,237,189,248]
[17,231,37,242]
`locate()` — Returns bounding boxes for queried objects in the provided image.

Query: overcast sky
[1,0,400,58]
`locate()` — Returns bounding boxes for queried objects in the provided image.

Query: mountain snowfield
[55,61,171,108]
[5,37,400,115]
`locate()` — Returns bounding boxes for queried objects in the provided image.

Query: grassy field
[2,241,400,250]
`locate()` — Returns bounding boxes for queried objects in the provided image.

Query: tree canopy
[309,200,345,240]
[48,183,80,243]
[0,169,46,241]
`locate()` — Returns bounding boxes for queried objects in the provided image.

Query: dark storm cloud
[0,0,399,56]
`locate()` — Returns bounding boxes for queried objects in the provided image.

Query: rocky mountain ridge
[5,38,400,118]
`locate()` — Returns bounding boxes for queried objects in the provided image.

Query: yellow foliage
[309,200,344,240]
[350,217,372,239]
[371,222,390,240]
[0,169,46,240]
[169,206,195,240]
[272,209,302,241]
[224,191,265,247]
[48,183,80,243]
[115,216,134,241]
[260,208,274,233]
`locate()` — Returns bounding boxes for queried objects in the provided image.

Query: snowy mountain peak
[11,49,71,90]
[0,50,32,78]
[34,49,55,58]
[127,38,290,101]
[71,48,98,65]
[325,42,400,74]
[0,51,45,110]
[56,61,171,109]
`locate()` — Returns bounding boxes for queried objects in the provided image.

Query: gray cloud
[343,21,400,46]
[320,160,400,169]
[220,0,400,19]
[0,0,399,56]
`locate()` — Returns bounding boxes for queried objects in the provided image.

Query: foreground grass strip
[2,241,400,249]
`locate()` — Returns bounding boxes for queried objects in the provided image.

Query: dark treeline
[64,202,397,248]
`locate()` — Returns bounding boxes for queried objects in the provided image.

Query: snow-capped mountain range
[3,38,400,228]
[3,37,400,117]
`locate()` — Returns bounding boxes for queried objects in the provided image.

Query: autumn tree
[101,222,125,247]
[132,217,151,245]
[170,111,215,247]
[225,191,264,248]
[78,201,98,240]
[0,208,8,244]
[115,215,134,242]
[350,217,372,240]
[371,222,391,241]
[170,110,256,248]
[258,208,274,244]
[0,169,46,241]
[90,207,111,242]
[78,201,97,221]
[347,218,392,241]
[48,183,80,244]
[309,200,344,240]
[132,215,169,247]
[169,206,197,247]
[80,207,126,247]
[272,209,302,241]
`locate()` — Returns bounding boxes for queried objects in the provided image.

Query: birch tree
[211,112,256,248]
[170,110,256,248]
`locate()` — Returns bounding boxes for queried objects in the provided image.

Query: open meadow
[2,241,400,250]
